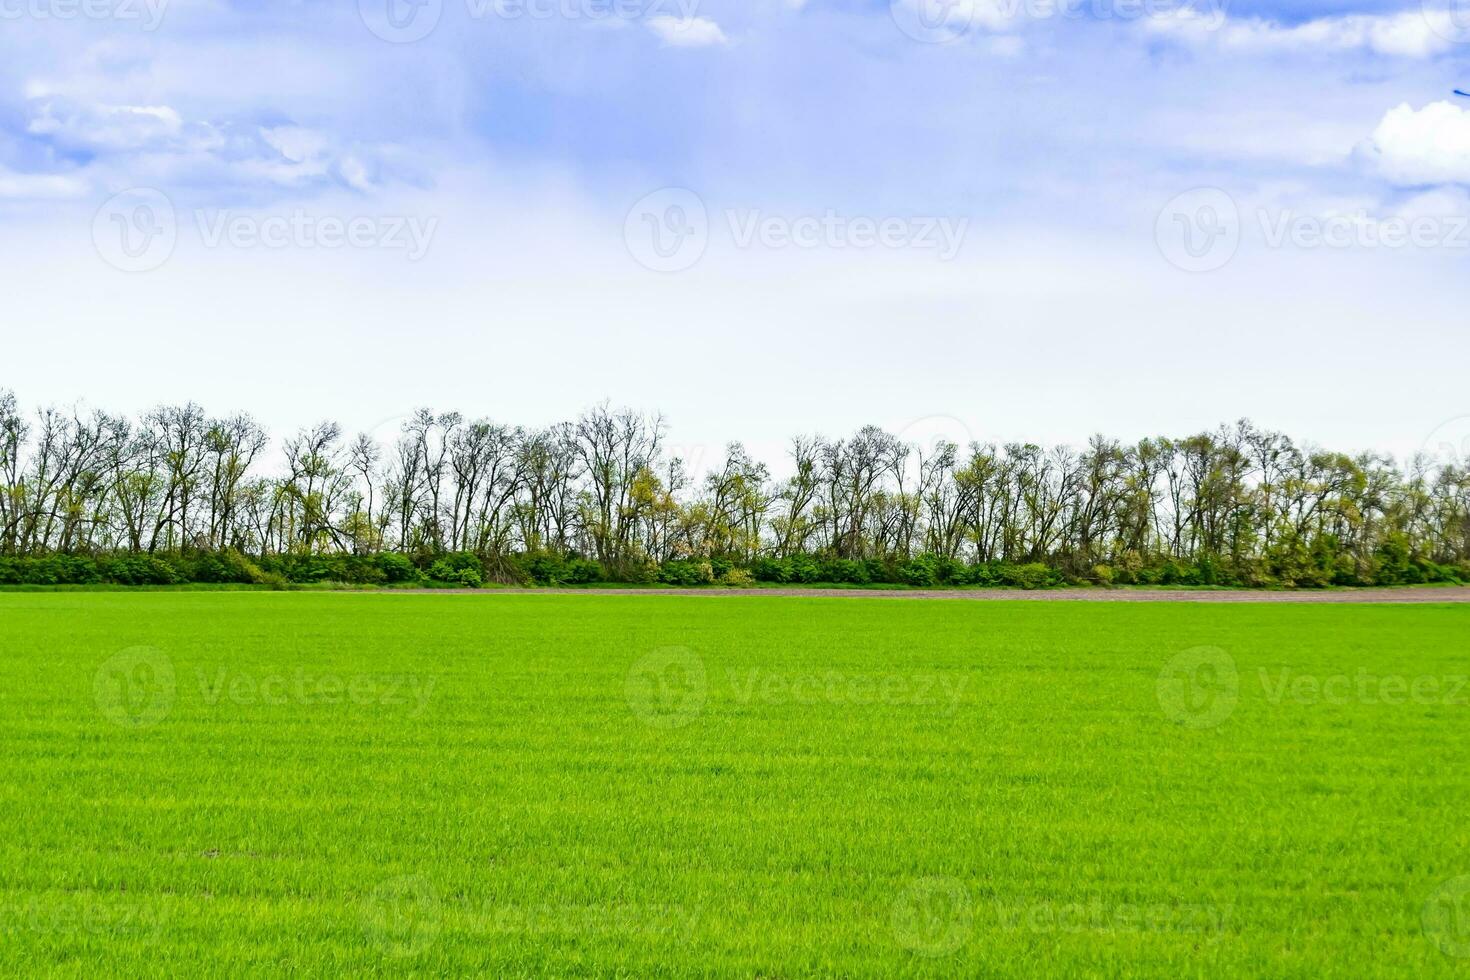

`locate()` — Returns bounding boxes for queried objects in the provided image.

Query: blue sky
[1,0,1468,465]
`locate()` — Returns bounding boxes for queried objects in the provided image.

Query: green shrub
[1001,562,1053,590]
[515,551,607,585]
[515,551,566,585]
[186,549,270,584]
[376,552,421,583]
[657,559,714,586]
[788,554,821,584]
[563,558,605,584]
[820,558,870,584]
[428,552,484,588]
[968,561,1003,587]
[751,557,791,583]
[23,555,103,585]
[898,554,939,587]
[101,554,181,585]
[934,556,968,585]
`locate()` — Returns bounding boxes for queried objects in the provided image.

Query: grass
[2,579,1463,594]
[1,593,1468,976]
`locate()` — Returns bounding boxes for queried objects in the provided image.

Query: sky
[1,0,1468,470]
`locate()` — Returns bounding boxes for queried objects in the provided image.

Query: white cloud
[645,15,729,47]
[260,126,332,166]
[1391,187,1470,221]
[1147,10,1454,58]
[0,169,88,200]
[13,90,405,196]
[27,101,184,150]
[1361,101,1470,186]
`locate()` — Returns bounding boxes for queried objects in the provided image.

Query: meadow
[1,593,1467,976]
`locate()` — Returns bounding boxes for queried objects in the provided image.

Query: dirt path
[408,586,1470,603]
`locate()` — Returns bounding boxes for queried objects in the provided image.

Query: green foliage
[427,552,484,588]
[1001,562,1055,591]
[750,557,791,584]
[0,555,103,585]
[256,552,424,585]
[184,549,271,585]
[788,554,822,584]
[513,552,607,585]
[100,555,181,586]
[656,560,715,587]
[820,559,871,584]
[898,554,939,587]
[0,542,1462,592]
[376,552,421,584]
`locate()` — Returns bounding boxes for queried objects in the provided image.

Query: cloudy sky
[2,0,1468,464]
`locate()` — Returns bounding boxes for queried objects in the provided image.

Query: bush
[967,561,1002,587]
[1091,563,1115,586]
[934,556,968,585]
[257,570,291,590]
[898,554,939,588]
[257,554,332,583]
[751,557,791,583]
[563,557,605,584]
[620,558,659,584]
[376,552,421,583]
[185,549,270,584]
[820,558,870,584]
[101,554,181,585]
[514,551,606,585]
[1001,562,1053,590]
[514,551,564,585]
[721,568,756,588]
[427,560,481,588]
[1194,555,1220,586]
[788,554,821,584]
[334,554,387,584]
[657,559,715,586]
[11,555,103,585]
[428,552,484,588]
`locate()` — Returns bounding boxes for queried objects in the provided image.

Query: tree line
[2,390,1467,588]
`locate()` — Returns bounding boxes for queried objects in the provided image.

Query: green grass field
[2,594,1468,976]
